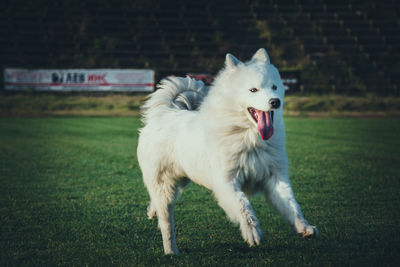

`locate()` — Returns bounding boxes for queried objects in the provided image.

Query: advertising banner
[4,68,154,92]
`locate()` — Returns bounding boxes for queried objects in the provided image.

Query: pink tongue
[255,110,274,140]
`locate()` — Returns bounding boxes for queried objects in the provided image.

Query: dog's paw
[240,215,262,246]
[164,246,179,255]
[299,225,319,240]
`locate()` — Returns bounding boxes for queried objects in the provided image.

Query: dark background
[1,0,399,95]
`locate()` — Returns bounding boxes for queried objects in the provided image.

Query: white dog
[137,48,319,254]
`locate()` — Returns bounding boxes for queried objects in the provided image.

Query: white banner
[4,68,154,92]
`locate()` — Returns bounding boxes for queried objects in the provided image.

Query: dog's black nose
[269,98,281,109]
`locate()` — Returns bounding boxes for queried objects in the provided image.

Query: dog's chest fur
[230,142,284,195]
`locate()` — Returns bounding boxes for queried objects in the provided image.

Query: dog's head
[218,48,285,140]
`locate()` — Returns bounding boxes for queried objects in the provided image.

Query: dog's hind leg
[147,178,190,220]
[264,176,319,239]
[147,201,157,219]
[213,181,262,247]
[148,177,190,254]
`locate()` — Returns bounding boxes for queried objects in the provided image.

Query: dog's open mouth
[248,107,274,140]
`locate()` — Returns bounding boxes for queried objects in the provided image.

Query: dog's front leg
[264,175,319,239]
[214,181,262,246]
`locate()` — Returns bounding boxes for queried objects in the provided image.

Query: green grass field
[1,93,400,117]
[1,117,399,266]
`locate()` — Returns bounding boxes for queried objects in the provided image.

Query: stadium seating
[1,0,399,94]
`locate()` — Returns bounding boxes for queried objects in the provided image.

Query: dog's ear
[252,48,270,63]
[225,53,241,69]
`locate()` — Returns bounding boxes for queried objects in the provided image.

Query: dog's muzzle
[269,98,281,109]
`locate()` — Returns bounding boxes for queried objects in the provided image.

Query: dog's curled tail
[141,76,208,123]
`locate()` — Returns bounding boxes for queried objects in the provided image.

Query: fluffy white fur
[137,48,319,254]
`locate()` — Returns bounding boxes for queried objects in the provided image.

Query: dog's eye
[272,85,277,90]
[249,88,259,93]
